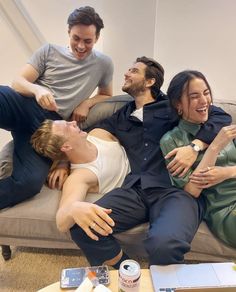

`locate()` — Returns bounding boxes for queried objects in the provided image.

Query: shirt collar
[178,119,201,136]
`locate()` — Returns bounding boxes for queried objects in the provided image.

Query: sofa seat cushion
[0,186,68,242]
[0,186,106,242]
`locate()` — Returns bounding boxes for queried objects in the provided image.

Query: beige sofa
[1,95,236,262]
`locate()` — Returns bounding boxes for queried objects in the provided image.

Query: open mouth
[123,79,131,86]
[74,48,87,58]
[196,106,208,113]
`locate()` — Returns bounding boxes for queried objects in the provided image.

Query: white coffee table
[38,268,154,291]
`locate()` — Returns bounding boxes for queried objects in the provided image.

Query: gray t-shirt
[28,43,114,119]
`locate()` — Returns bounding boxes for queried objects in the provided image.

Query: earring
[177,108,183,115]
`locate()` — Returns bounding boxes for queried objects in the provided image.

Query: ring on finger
[90,222,96,229]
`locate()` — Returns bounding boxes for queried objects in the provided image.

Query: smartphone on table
[60,265,110,289]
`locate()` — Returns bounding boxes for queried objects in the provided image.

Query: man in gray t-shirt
[0,6,113,209]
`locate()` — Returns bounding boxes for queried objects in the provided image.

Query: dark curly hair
[136,56,164,99]
[67,6,104,37]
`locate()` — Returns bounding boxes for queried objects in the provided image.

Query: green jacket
[160,119,236,248]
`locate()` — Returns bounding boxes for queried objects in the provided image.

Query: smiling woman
[160,70,236,249]
[177,78,212,124]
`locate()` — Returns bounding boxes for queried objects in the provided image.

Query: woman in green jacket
[160,70,236,248]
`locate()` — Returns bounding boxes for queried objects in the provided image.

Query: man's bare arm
[71,81,113,122]
[56,168,114,240]
[12,64,57,111]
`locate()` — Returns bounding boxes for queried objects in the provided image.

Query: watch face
[190,143,201,152]
[193,145,201,152]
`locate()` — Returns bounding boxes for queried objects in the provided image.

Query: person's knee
[70,225,122,266]
[70,224,87,245]
[144,233,190,265]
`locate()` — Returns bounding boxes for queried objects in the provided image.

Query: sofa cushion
[214,99,236,123]
[0,185,104,247]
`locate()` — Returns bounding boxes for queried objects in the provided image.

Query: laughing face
[122,62,147,96]
[68,24,98,60]
[52,120,87,145]
[177,78,212,124]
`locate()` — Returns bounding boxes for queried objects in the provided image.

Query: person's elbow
[56,221,68,233]
[11,78,20,91]
[11,75,25,92]
[56,211,70,233]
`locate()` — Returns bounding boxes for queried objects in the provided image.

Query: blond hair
[31,120,67,160]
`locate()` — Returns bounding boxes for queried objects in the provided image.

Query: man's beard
[122,80,146,97]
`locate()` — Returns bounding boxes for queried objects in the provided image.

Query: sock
[112,252,129,270]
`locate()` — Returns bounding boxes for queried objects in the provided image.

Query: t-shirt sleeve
[99,56,114,88]
[160,131,192,189]
[27,43,50,76]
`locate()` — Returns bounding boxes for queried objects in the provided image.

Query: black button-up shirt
[98,93,231,189]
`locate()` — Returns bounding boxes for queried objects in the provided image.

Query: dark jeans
[70,183,205,266]
[0,86,61,209]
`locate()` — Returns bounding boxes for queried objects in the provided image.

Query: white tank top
[70,135,130,194]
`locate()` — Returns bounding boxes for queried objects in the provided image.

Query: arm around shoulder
[195,105,232,144]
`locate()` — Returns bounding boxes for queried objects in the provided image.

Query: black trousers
[70,183,205,265]
[0,86,61,209]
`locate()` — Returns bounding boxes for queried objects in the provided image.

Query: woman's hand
[209,125,236,152]
[189,166,232,188]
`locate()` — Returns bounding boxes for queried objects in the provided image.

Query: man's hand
[47,166,69,190]
[72,99,91,122]
[190,166,231,188]
[165,145,198,177]
[71,201,115,241]
[35,87,58,112]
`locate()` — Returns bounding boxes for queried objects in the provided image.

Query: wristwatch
[190,143,201,152]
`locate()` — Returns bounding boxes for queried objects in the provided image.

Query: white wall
[0,8,29,149]
[156,0,236,100]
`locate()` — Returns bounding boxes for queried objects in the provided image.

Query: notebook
[150,262,236,292]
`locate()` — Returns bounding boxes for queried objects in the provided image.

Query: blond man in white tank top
[31,119,130,241]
